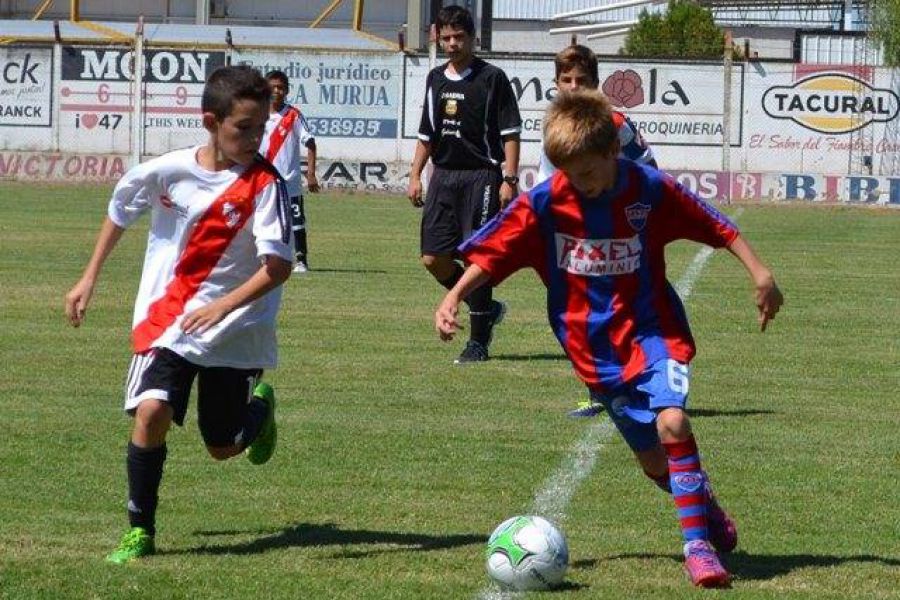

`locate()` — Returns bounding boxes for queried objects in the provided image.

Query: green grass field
[1,184,898,599]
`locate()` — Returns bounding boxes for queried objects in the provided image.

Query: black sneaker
[486,300,508,346]
[454,340,489,364]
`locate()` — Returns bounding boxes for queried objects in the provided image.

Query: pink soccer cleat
[684,540,731,588]
[705,482,738,553]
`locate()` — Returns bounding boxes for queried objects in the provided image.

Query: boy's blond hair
[543,90,618,168]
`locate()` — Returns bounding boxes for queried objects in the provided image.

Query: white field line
[476,208,743,599]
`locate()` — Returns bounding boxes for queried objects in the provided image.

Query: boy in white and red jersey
[537,44,657,181]
[260,69,319,273]
[65,65,294,564]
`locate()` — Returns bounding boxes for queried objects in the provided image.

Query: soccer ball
[485,515,569,591]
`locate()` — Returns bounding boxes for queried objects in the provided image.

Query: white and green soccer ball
[485,515,569,591]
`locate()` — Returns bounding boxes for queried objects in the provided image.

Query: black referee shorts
[420,166,501,256]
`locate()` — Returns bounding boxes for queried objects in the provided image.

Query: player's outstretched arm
[181,255,292,335]
[727,234,784,332]
[65,217,125,328]
[435,264,491,341]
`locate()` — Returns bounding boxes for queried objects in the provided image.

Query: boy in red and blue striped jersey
[435,90,783,588]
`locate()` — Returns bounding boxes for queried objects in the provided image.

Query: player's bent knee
[421,254,455,278]
[420,254,439,269]
[655,407,692,441]
[206,444,242,461]
[134,399,173,430]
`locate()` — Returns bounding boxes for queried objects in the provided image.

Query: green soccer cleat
[567,399,605,418]
[106,527,155,564]
[246,382,277,465]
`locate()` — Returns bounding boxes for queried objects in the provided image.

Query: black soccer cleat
[455,340,489,364]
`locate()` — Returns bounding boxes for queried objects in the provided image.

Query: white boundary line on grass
[476,208,744,599]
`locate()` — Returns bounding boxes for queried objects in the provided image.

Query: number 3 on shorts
[666,359,690,395]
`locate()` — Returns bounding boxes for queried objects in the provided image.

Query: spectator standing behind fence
[407,5,522,364]
[538,45,657,182]
[260,69,319,274]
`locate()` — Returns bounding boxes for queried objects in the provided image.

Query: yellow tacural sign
[762,73,899,134]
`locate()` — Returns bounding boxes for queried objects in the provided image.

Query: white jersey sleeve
[537,146,556,182]
[253,177,294,262]
[108,158,164,228]
[617,114,657,168]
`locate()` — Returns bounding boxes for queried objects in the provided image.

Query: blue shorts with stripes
[589,358,691,452]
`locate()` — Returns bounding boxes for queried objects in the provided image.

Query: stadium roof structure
[697,0,871,28]
[495,0,662,22]
[0,19,398,51]
[496,0,873,30]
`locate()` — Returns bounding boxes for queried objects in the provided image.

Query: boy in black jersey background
[407,5,522,364]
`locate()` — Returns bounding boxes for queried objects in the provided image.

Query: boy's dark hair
[554,44,599,85]
[202,65,270,120]
[265,69,289,88]
[436,5,475,36]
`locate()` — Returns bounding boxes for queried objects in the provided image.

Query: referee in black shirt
[408,5,522,364]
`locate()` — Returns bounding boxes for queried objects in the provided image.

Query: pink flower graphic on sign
[602,69,644,108]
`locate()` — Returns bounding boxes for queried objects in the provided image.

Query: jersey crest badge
[222,202,241,228]
[625,202,651,232]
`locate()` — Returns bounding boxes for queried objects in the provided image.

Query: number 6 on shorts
[666,359,690,395]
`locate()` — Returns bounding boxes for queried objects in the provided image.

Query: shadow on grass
[552,581,589,592]
[163,522,484,559]
[689,408,776,418]
[299,268,388,274]
[492,353,568,362]
[601,551,900,581]
[570,558,600,570]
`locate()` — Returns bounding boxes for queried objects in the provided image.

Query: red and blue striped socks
[663,436,708,543]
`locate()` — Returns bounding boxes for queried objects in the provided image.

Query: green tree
[871,0,900,66]
[623,0,724,59]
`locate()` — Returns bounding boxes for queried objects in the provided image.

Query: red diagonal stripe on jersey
[264,106,299,163]
[131,165,274,352]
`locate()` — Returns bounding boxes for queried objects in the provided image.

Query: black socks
[126,442,167,536]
